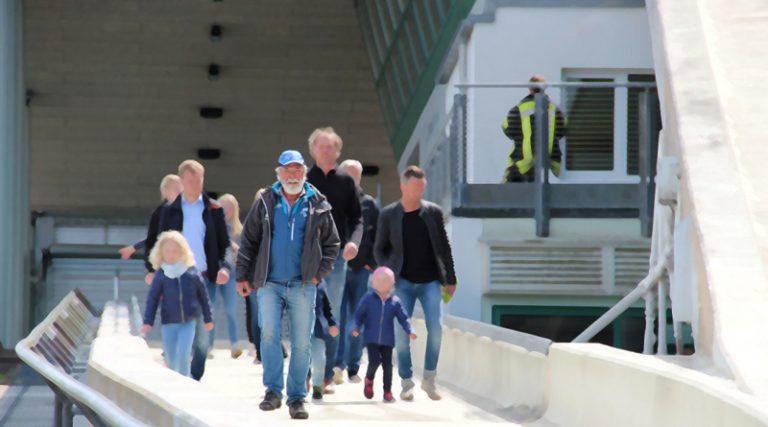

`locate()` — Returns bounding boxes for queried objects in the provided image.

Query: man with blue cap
[236,150,340,420]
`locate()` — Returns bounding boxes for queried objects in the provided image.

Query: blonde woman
[119,174,182,262]
[141,231,213,377]
[215,193,244,358]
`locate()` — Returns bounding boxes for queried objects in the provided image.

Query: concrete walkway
[150,347,519,426]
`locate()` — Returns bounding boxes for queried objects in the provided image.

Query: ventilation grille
[489,243,650,293]
[490,246,603,289]
[615,246,651,288]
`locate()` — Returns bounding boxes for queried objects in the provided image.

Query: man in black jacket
[305,127,363,392]
[374,165,457,402]
[144,160,231,381]
[333,159,379,384]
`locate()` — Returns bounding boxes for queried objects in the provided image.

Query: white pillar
[0,0,29,346]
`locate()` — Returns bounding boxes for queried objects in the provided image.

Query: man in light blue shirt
[181,194,207,271]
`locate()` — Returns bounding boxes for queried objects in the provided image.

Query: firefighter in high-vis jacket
[501,75,566,182]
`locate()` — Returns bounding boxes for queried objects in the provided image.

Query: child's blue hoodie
[351,290,414,347]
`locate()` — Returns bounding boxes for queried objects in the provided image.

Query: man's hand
[351,330,360,337]
[444,284,457,297]
[144,272,155,285]
[216,269,230,285]
[409,333,417,340]
[364,265,373,272]
[204,322,214,332]
[311,277,320,285]
[140,324,152,334]
[342,242,359,261]
[236,281,251,297]
[119,246,136,260]
[328,326,339,337]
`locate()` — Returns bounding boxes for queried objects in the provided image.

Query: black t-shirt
[400,209,440,283]
[307,165,362,247]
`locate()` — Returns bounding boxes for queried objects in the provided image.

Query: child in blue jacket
[142,231,214,377]
[351,267,416,403]
[309,281,339,400]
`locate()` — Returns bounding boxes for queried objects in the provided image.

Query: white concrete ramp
[196,348,516,426]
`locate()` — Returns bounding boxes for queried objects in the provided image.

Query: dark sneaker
[364,378,374,399]
[312,386,323,400]
[259,390,282,411]
[288,400,309,420]
[282,344,288,359]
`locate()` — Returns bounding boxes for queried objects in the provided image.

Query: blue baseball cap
[278,150,305,166]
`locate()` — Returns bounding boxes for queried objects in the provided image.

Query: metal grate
[615,246,652,288]
[489,243,651,293]
[490,246,603,289]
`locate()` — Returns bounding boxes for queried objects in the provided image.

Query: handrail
[572,246,671,344]
[456,81,657,89]
[15,291,147,427]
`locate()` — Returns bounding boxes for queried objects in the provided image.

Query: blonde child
[351,267,416,403]
[142,231,213,377]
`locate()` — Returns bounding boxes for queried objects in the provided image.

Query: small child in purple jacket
[351,267,416,403]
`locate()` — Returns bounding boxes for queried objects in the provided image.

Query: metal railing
[15,290,147,427]
[421,81,659,237]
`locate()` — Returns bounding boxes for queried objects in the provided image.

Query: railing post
[643,290,657,354]
[657,278,669,355]
[534,92,550,237]
[638,90,654,238]
[451,93,467,208]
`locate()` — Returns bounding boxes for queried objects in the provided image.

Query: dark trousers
[365,344,393,391]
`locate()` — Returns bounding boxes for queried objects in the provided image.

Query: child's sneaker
[364,378,374,399]
[383,390,396,403]
[312,386,323,401]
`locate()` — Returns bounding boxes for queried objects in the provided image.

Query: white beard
[281,178,305,195]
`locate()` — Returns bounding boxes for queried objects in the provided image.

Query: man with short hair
[144,159,231,381]
[305,127,363,393]
[236,150,340,420]
[334,159,379,383]
[374,165,457,401]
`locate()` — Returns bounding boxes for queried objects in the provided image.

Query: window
[558,71,660,183]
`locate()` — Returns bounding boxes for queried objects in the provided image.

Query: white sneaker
[400,378,415,401]
[332,367,344,385]
[348,374,362,384]
[421,371,443,401]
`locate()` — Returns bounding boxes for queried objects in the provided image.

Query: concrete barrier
[543,343,768,427]
[86,303,268,427]
[409,316,549,419]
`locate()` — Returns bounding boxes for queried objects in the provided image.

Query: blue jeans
[258,280,316,403]
[310,337,326,387]
[322,256,347,380]
[394,278,443,379]
[161,320,197,377]
[335,267,370,375]
[191,276,214,381]
[207,276,239,347]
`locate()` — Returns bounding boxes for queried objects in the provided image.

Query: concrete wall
[544,344,768,427]
[24,0,398,218]
[646,0,768,403]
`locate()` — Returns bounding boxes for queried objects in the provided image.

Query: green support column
[0,0,30,346]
